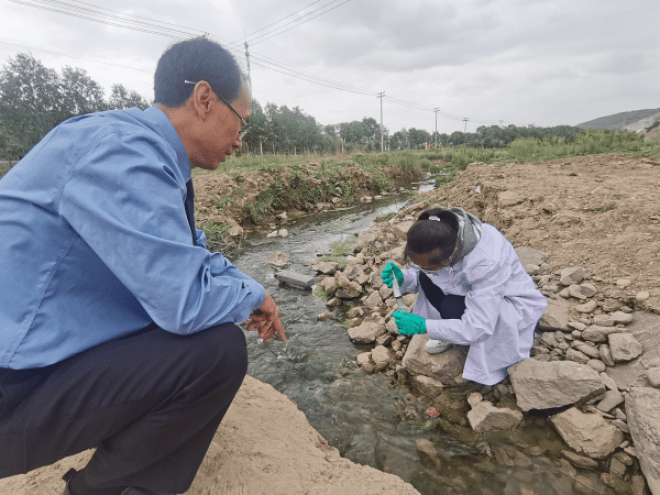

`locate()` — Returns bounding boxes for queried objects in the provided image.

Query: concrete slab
[276,270,316,290]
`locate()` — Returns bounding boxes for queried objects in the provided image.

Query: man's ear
[190,81,214,121]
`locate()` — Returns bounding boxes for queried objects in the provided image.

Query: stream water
[228,178,612,495]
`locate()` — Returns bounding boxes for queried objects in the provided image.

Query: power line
[5,0,526,127]
[248,0,353,46]
[231,0,331,44]
[0,39,153,74]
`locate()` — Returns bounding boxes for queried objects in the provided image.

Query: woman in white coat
[381,207,547,386]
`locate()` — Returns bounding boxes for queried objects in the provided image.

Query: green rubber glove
[393,310,427,336]
[381,262,403,288]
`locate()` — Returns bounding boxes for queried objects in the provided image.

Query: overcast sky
[1,0,659,135]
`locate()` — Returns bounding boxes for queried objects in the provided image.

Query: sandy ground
[0,377,420,495]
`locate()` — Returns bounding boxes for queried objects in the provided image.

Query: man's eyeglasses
[184,80,250,139]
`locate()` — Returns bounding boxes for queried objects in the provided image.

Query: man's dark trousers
[0,322,248,494]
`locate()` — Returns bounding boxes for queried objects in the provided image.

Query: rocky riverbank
[305,155,660,495]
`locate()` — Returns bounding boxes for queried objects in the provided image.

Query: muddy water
[229,179,610,495]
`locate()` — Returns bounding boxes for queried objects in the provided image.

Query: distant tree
[107,84,149,110]
[0,54,63,156]
[0,54,149,158]
[0,119,22,164]
[408,128,432,148]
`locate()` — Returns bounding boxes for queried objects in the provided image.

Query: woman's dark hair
[154,37,244,108]
[405,208,459,264]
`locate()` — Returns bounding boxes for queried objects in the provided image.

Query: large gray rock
[401,334,468,385]
[467,401,523,432]
[353,229,380,252]
[267,251,290,267]
[392,220,415,240]
[311,261,340,275]
[559,266,588,286]
[609,332,643,362]
[508,359,605,411]
[625,387,660,495]
[515,246,549,267]
[381,243,406,266]
[582,325,624,343]
[363,290,384,310]
[348,318,386,344]
[371,345,395,366]
[551,407,624,459]
[606,311,660,390]
[334,272,362,299]
[276,270,315,289]
[538,297,571,331]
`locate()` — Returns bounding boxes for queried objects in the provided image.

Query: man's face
[190,85,251,170]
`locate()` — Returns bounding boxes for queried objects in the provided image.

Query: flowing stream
[229,178,609,495]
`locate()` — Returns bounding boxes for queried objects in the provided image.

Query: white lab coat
[400,224,547,385]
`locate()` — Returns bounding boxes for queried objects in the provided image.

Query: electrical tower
[434,108,439,149]
[377,92,385,152]
[463,117,469,133]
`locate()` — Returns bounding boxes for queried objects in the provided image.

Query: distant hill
[578,108,660,132]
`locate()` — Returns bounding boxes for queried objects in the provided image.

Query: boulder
[392,220,415,240]
[608,333,643,362]
[363,291,384,310]
[413,375,445,398]
[267,251,289,267]
[401,334,468,385]
[551,407,624,459]
[626,387,660,495]
[348,318,386,344]
[334,272,362,299]
[575,300,598,313]
[381,243,406,266]
[467,401,523,432]
[354,230,380,252]
[559,266,588,286]
[538,297,571,331]
[318,276,336,292]
[372,345,395,367]
[582,325,624,343]
[514,246,549,267]
[508,359,605,411]
[312,261,340,275]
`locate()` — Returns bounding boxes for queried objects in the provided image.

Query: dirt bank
[426,154,660,314]
[0,377,420,495]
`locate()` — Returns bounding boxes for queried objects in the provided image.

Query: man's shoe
[425,338,452,354]
[62,468,176,495]
[62,468,77,495]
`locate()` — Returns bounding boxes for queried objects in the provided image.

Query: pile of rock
[310,206,659,495]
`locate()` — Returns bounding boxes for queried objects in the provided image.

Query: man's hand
[247,292,287,342]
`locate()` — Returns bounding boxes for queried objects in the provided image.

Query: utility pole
[434,108,439,149]
[499,120,504,128]
[244,41,252,88]
[463,117,469,133]
[377,92,385,153]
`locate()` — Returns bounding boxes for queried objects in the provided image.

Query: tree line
[0,54,149,161]
[1,53,585,161]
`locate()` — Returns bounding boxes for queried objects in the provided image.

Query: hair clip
[428,215,441,221]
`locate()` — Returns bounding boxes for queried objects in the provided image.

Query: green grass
[504,130,658,162]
